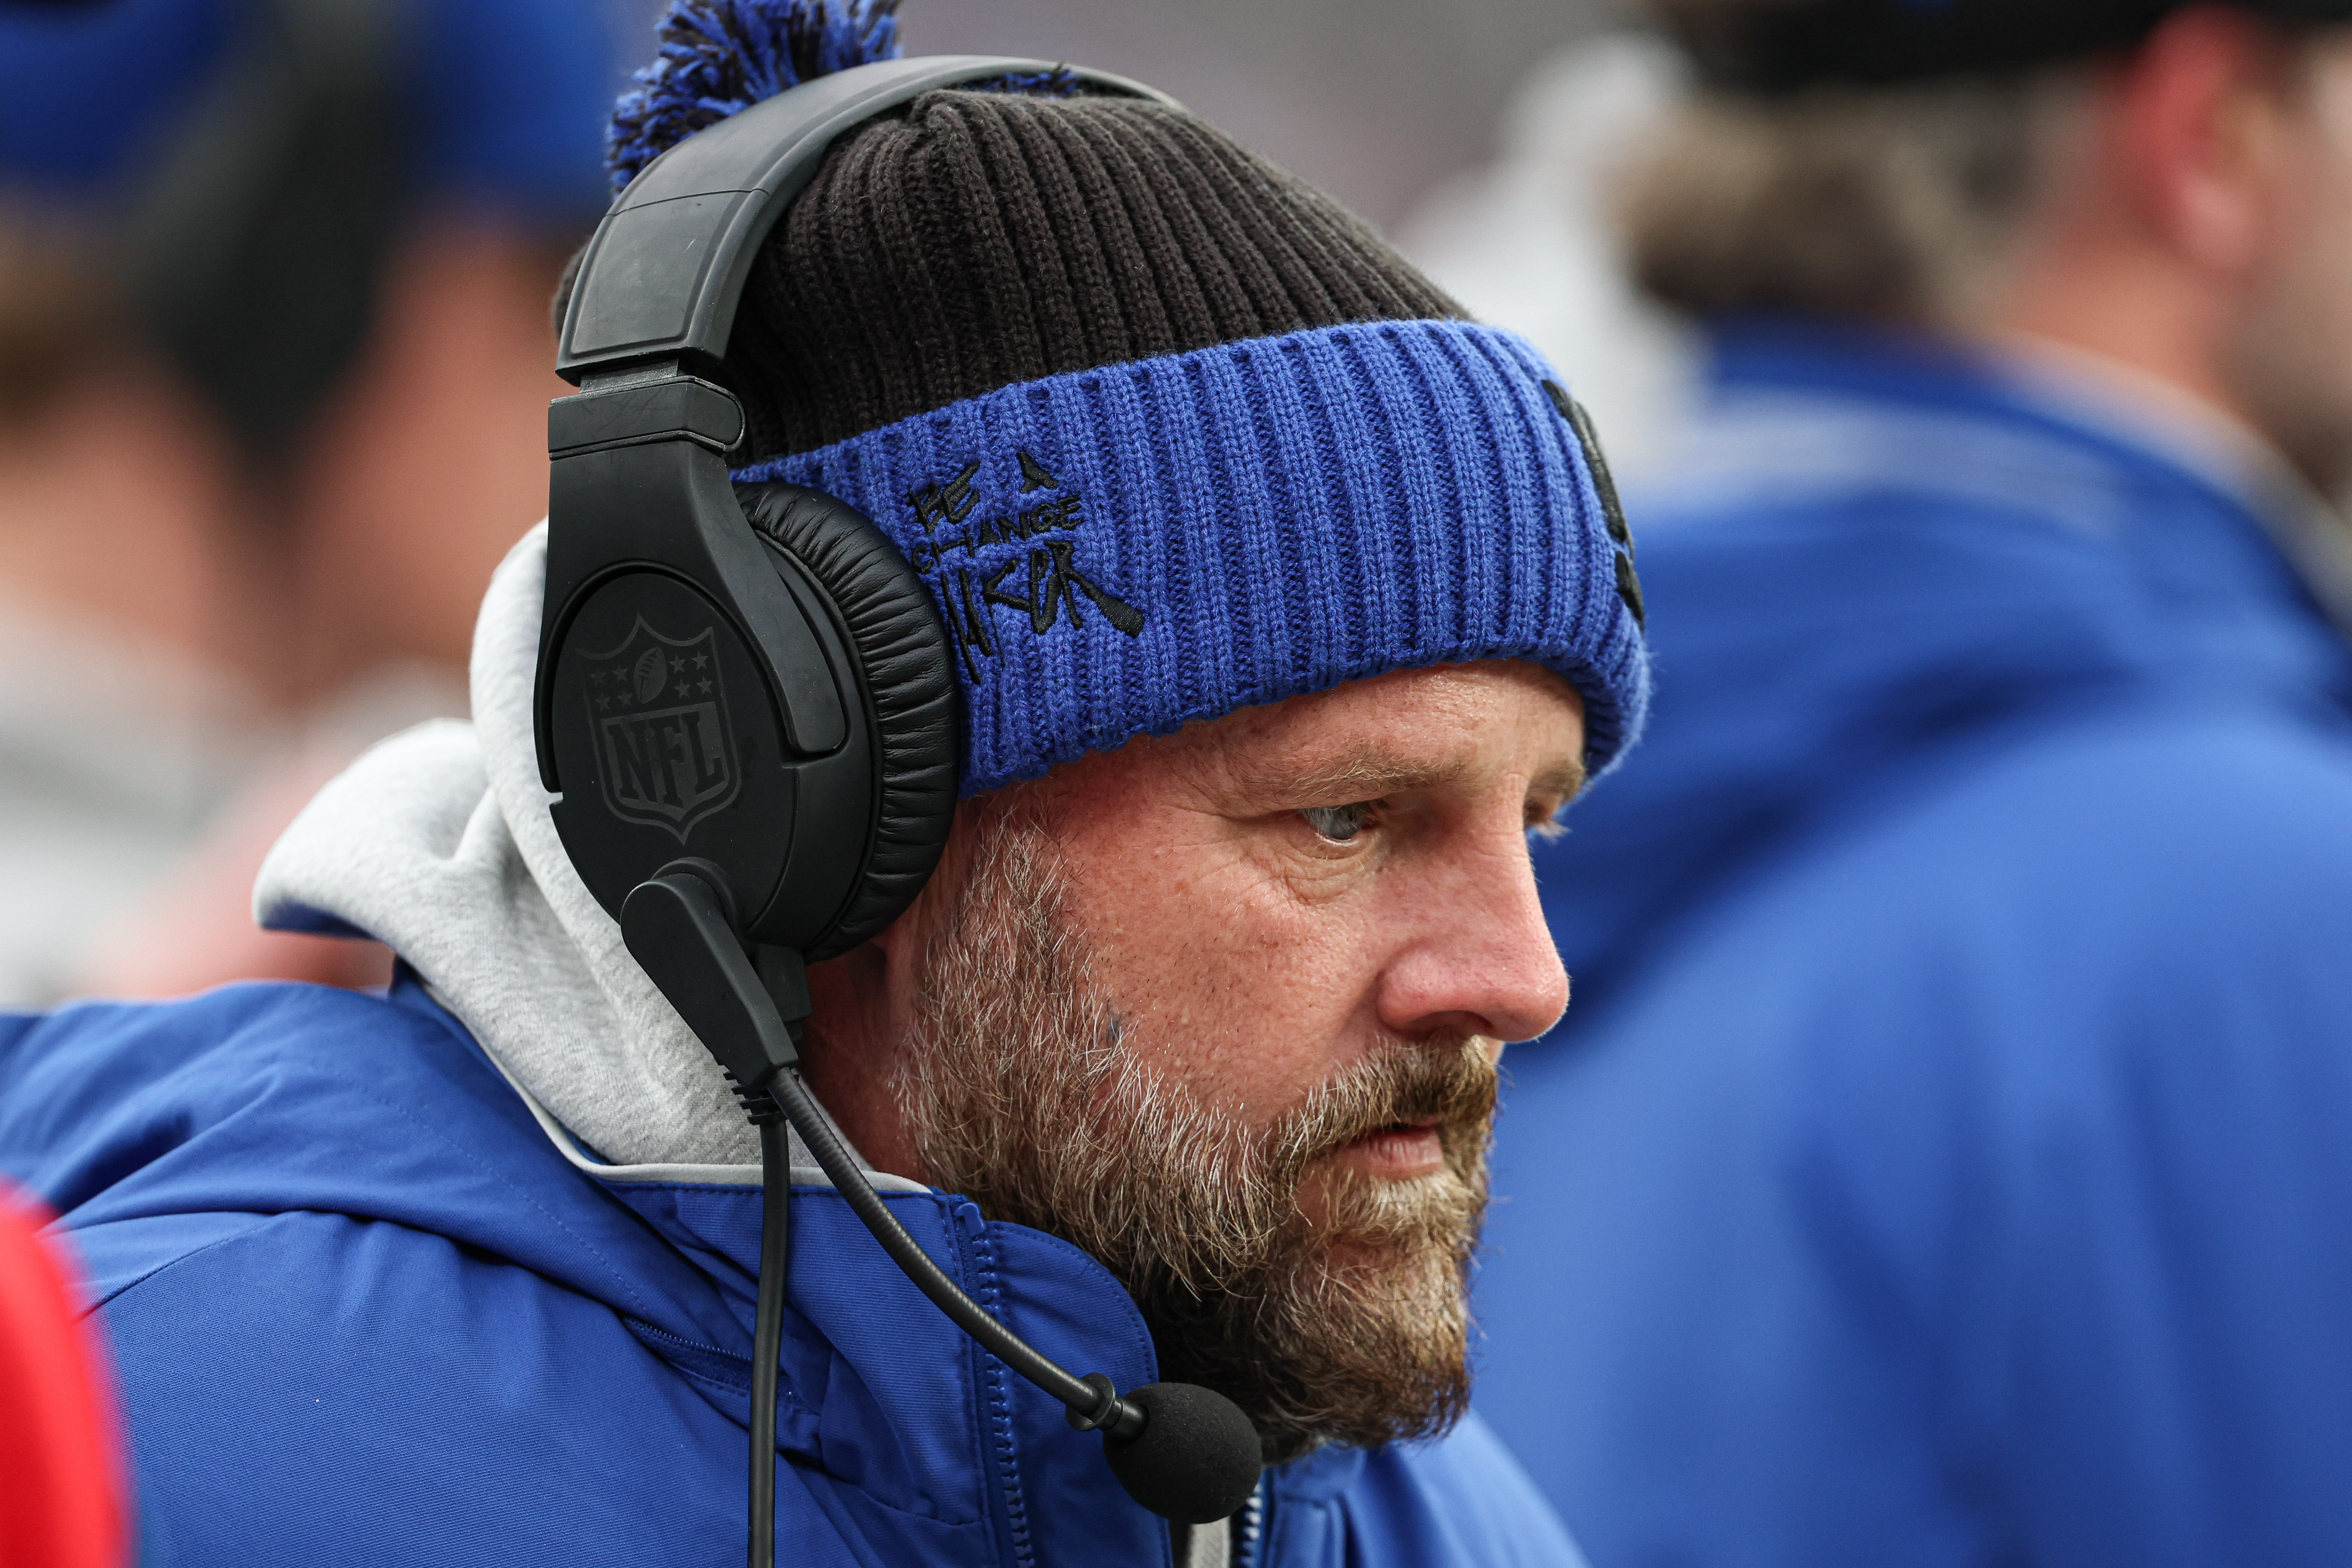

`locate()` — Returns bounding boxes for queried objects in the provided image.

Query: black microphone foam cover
[1101,1382,1263,1524]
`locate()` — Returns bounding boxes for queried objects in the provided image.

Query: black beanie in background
[1664,0,2352,96]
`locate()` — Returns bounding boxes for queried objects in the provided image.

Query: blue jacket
[0,975,1581,1567]
[1473,320,2352,1568]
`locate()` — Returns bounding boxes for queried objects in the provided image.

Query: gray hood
[257,524,896,1182]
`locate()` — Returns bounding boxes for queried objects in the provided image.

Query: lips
[1274,1039,1498,1185]
[1342,1119,1447,1180]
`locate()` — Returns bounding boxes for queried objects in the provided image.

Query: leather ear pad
[735,482,960,957]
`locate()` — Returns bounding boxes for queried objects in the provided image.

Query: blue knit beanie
[612,0,1649,794]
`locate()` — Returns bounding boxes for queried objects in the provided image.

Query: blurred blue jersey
[1476,318,2352,1568]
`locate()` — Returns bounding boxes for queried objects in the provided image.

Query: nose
[1376,818,1570,1045]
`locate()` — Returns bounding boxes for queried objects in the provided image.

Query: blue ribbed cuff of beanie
[732,319,1651,797]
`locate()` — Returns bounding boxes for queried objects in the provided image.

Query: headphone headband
[556,55,1177,383]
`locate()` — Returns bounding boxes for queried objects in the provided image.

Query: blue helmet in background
[0,0,623,466]
[0,0,618,215]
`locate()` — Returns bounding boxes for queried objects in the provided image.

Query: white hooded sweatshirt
[255,523,906,1187]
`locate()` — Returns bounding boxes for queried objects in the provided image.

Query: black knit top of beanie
[716,87,1463,461]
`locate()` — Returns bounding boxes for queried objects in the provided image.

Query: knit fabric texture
[717,87,1465,459]
[733,319,1651,793]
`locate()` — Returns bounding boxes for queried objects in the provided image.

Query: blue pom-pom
[606,0,903,193]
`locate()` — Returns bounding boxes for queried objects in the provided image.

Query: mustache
[1259,1035,1500,1182]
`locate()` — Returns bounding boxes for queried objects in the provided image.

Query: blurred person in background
[1471,2,2352,1565]
[0,0,616,1005]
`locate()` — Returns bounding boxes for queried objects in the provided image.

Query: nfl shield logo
[579,616,739,839]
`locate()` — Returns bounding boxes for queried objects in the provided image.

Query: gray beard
[889,810,1494,1464]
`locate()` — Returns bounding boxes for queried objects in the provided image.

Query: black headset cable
[749,1114,789,1568]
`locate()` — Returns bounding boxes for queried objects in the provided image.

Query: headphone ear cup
[736,482,960,957]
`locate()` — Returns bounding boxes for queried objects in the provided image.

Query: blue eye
[1300,802,1376,843]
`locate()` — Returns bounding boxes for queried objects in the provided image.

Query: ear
[2118,7,2302,278]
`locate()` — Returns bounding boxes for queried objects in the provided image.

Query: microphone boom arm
[762,1065,1141,1435]
[619,862,1262,1531]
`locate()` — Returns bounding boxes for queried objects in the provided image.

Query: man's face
[2223,29,2352,494]
[808,659,1583,1459]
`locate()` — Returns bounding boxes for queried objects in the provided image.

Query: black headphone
[535,56,1264,1563]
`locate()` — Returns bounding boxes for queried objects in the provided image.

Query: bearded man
[0,4,1646,1566]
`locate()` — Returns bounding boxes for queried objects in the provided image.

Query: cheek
[1058,830,1381,1123]
[2313,184,2352,354]
[2249,156,2352,456]
[2284,92,2352,345]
